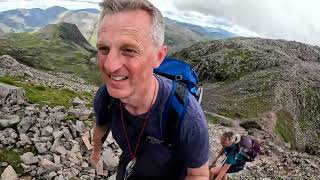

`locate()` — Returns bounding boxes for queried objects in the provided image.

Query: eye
[124,48,137,53]
[98,46,109,55]
[122,48,137,57]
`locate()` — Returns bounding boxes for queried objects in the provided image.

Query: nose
[101,50,122,73]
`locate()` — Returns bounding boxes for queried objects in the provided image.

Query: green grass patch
[88,29,98,47]
[0,147,37,174]
[84,120,94,128]
[218,97,272,119]
[214,49,254,81]
[224,49,252,61]
[298,117,308,129]
[0,76,15,85]
[239,97,272,118]
[275,109,296,148]
[0,76,94,108]
[64,115,78,122]
[219,111,241,119]
[205,112,220,124]
[0,76,25,85]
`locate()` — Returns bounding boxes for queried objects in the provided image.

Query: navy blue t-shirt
[94,75,209,180]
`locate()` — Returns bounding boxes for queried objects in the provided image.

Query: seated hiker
[90,0,209,179]
[209,132,246,180]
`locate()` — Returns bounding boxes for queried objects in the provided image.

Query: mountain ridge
[172,37,320,155]
[0,6,235,52]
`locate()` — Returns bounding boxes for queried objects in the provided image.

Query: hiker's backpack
[153,57,203,147]
[237,135,261,162]
[154,57,203,103]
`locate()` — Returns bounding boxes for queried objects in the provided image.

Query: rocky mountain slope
[1,55,319,179]
[208,123,320,180]
[164,18,213,53]
[173,37,320,156]
[51,10,99,45]
[0,22,100,85]
[36,22,95,53]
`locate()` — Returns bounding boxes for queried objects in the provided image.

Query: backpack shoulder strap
[162,80,190,147]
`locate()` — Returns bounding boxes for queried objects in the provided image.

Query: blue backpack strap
[162,80,190,147]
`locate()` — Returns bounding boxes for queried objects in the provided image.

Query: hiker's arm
[185,162,209,180]
[90,124,110,166]
[180,107,209,179]
[215,164,231,180]
[92,124,110,153]
[211,148,224,166]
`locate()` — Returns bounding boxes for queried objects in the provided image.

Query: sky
[0,0,319,46]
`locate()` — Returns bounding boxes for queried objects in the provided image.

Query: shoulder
[95,85,107,97]
[177,94,209,167]
[156,74,172,93]
[153,75,172,106]
[93,84,112,126]
[93,85,108,109]
[183,95,207,131]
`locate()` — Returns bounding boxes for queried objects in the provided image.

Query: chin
[106,86,131,99]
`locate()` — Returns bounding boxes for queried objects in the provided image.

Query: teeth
[110,76,127,81]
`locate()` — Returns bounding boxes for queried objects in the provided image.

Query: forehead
[98,10,153,41]
[221,136,227,141]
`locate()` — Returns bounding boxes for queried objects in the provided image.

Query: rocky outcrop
[0,115,20,129]
[36,22,96,53]
[0,93,119,179]
[173,37,320,155]
[0,165,18,180]
[0,83,26,107]
[0,55,96,92]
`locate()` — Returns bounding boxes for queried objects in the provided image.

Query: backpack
[97,57,203,147]
[237,135,261,162]
[153,57,203,147]
[154,57,203,104]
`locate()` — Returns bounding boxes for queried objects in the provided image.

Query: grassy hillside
[0,29,100,85]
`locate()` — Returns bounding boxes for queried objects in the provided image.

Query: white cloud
[171,0,320,46]
[149,0,259,37]
[0,0,99,11]
[1,0,319,46]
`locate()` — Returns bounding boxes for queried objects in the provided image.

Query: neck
[120,75,158,115]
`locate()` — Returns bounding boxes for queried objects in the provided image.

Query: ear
[153,45,167,68]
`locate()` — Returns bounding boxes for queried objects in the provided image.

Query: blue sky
[0,0,319,46]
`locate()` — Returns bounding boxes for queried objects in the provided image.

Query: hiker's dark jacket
[94,75,209,180]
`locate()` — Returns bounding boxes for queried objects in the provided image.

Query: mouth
[109,75,129,81]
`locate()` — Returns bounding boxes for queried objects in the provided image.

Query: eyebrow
[121,43,139,49]
[96,42,107,48]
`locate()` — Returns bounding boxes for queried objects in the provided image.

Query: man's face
[97,10,165,99]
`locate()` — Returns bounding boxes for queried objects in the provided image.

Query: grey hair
[99,0,165,47]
